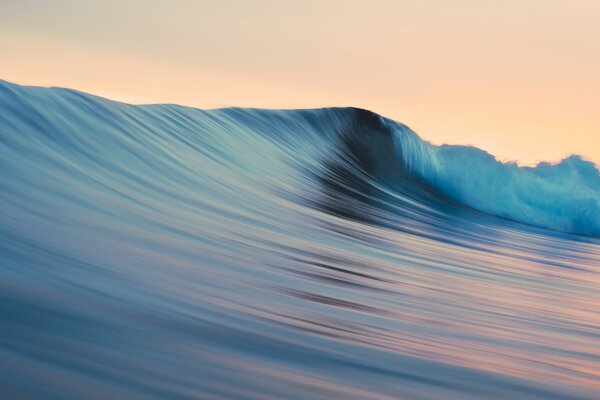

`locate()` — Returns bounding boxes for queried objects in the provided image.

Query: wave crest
[1,80,599,235]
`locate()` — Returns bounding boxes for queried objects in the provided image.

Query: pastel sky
[2,0,599,165]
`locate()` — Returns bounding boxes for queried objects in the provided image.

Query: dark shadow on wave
[314,108,458,224]
[308,108,518,251]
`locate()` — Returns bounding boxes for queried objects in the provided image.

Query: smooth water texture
[1,81,600,399]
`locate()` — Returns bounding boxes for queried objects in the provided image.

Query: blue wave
[2,80,600,399]
[390,126,600,236]
[2,80,599,235]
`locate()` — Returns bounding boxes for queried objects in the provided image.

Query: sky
[1,0,599,165]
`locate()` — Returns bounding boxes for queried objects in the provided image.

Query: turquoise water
[1,81,600,399]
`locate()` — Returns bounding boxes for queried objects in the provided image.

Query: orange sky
[2,1,599,165]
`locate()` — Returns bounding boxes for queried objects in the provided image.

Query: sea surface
[1,81,600,399]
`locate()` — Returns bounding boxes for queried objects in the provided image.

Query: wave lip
[393,131,600,236]
[332,105,600,236]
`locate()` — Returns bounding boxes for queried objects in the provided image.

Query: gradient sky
[2,0,599,165]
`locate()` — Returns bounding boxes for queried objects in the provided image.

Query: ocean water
[1,80,600,399]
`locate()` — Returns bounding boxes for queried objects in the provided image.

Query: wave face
[1,80,600,399]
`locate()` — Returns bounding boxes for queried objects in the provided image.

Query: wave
[388,122,600,236]
[2,80,600,399]
[3,80,598,235]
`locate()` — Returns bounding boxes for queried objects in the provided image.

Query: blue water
[1,80,600,399]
